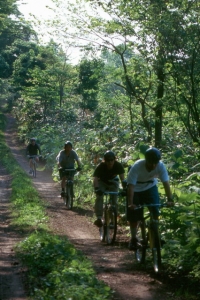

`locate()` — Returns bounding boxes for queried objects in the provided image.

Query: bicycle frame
[61,169,76,209]
[134,203,167,273]
[28,155,40,177]
[99,191,121,245]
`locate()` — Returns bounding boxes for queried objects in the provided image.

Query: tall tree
[76,58,104,116]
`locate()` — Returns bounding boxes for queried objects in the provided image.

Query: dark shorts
[127,185,160,222]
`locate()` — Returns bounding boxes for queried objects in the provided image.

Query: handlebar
[61,168,78,176]
[103,191,126,196]
[134,203,169,210]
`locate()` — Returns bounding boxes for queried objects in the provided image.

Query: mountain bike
[28,155,41,178]
[133,203,168,273]
[99,191,123,245]
[61,169,77,209]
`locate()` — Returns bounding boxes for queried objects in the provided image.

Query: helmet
[64,141,73,148]
[30,138,36,142]
[104,150,115,161]
[145,147,161,164]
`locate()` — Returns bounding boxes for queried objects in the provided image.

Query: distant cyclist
[126,147,174,250]
[26,138,41,174]
[93,150,125,227]
[56,141,82,197]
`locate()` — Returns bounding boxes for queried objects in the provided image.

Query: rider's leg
[129,222,138,239]
[60,175,66,196]
[61,176,66,189]
[127,191,143,248]
[29,158,33,173]
[94,181,106,227]
[144,185,160,220]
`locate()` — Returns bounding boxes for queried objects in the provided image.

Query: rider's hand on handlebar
[166,201,175,207]
[128,203,137,210]
[167,197,175,207]
[122,180,127,189]
[94,188,103,196]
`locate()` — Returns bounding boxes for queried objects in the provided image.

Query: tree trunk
[155,66,164,148]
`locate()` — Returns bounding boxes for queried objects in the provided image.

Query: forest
[0,0,200,298]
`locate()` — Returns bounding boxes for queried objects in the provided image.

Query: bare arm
[76,158,82,168]
[127,184,136,209]
[119,173,125,183]
[93,177,99,189]
[163,181,174,205]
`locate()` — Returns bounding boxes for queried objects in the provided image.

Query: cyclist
[26,138,41,174]
[93,150,125,227]
[126,147,174,250]
[56,141,81,197]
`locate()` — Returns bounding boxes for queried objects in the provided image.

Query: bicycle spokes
[134,222,146,264]
[64,184,73,210]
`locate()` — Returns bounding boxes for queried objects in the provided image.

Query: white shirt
[127,159,169,192]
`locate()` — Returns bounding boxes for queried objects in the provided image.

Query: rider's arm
[38,145,41,155]
[56,151,63,167]
[93,177,99,189]
[163,181,174,204]
[76,157,81,168]
[119,173,125,183]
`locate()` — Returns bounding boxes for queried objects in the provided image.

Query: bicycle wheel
[150,223,161,272]
[135,220,147,264]
[66,184,73,209]
[97,207,105,242]
[99,222,105,242]
[62,189,67,206]
[69,184,74,209]
[32,161,36,177]
[104,206,117,245]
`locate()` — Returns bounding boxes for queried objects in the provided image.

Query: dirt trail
[0,163,27,300]
[1,114,175,300]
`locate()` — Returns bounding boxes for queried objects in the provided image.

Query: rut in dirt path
[4,114,175,300]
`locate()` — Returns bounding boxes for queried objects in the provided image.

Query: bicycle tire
[32,161,36,177]
[65,185,72,209]
[151,227,161,272]
[99,223,104,242]
[69,184,74,210]
[148,221,161,272]
[63,190,67,206]
[104,206,117,245]
[135,221,147,264]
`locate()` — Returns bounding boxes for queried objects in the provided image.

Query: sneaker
[60,191,65,197]
[94,219,103,227]
[29,169,32,174]
[128,238,139,250]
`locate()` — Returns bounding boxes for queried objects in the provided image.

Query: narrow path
[4,114,175,300]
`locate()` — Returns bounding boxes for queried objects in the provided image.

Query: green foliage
[16,232,111,300]
[77,58,105,111]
